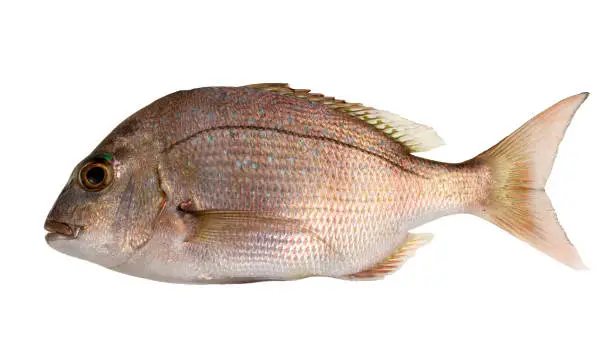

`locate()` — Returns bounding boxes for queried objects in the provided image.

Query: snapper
[45,83,588,283]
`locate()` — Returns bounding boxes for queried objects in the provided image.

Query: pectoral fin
[183,210,334,253]
[343,233,433,280]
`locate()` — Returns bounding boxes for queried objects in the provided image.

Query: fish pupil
[86,166,105,185]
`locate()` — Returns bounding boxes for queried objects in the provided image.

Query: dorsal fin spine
[244,83,444,153]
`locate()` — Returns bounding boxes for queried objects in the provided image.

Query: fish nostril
[44,220,74,236]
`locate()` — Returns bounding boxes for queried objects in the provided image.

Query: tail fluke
[472,92,589,269]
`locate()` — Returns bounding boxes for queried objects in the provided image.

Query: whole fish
[45,83,588,283]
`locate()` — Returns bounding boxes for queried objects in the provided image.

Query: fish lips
[44,220,85,241]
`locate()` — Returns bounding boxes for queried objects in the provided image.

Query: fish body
[45,84,588,283]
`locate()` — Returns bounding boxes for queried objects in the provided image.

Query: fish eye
[79,161,113,191]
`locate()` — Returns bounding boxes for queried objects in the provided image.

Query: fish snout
[44,220,83,239]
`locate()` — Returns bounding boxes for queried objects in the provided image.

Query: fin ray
[245,83,444,153]
[342,233,433,280]
[472,92,589,269]
[183,210,336,254]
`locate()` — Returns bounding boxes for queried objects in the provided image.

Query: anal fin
[343,233,433,280]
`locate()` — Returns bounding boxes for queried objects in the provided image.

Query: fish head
[45,131,166,268]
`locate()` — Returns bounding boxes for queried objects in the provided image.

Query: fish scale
[45,85,589,283]
[162,126,426,277]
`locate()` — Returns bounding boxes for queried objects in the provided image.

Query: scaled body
[45,84,587,283]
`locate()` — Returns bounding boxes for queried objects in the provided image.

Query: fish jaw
[44,220,84,239]
[43,212,135,269]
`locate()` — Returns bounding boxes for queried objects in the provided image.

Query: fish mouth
[44,220,85,240]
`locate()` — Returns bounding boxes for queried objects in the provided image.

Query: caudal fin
[472,92,589,269]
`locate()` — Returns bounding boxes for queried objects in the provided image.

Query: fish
[45,83,589,284]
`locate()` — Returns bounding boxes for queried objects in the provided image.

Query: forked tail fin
[472,92,589,269]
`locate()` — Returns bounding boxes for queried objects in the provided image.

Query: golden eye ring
[79,162,113,191]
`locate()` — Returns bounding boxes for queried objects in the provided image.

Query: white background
[1,1,610,342]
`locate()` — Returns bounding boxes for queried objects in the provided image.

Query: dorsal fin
[244,83,444,153]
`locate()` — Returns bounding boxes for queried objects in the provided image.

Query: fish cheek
[114,167,166,251]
